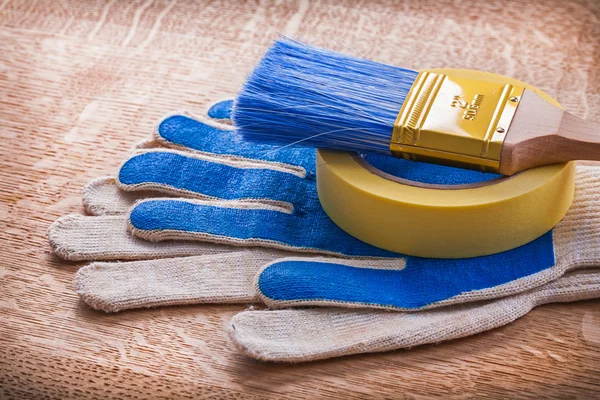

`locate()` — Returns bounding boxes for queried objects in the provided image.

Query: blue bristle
[232,39,419,154]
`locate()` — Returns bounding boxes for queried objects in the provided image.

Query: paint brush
[232,39,600,175]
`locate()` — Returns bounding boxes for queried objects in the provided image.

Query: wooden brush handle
[499,90,600,175]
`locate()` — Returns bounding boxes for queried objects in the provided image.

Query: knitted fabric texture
[229,269,600,362]
[49,213,233,261]
[76,250,402,313]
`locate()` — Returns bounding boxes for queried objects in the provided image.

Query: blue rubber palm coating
[207,99,234,119]
[157,114,315,173]
[258,231,554,309]
[130,199,397,257]
[119,151,314,204]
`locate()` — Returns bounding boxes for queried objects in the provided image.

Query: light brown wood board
[0,0,599,398]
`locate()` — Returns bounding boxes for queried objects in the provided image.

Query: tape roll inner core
[358,153,509,190]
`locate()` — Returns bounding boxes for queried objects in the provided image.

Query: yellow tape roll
[316,69,576,258]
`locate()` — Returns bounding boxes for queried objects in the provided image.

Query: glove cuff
[554,165,600,269]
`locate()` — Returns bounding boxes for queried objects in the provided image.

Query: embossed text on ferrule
[451,94,485,121]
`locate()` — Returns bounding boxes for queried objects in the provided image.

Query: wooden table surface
[1,0,599,398]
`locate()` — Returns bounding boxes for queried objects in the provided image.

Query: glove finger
[154,112,316,172]
[207,99,234,120]
[229,269,600,362]
[48,214,233,261]
[75,250,280,312]
[82,176,164,215]
[117,149,313,205]
[75,250,398,313]
[254,232,558,311]
[127,198,395,258]
[84,175,226,215]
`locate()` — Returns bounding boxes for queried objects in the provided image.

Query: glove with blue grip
[121,106,600,312]
[48,99,600,361]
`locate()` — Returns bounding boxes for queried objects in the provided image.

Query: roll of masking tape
[316,69,575,258]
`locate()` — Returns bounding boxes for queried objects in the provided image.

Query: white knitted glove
[48,101,600,362]
[56,179,600,361]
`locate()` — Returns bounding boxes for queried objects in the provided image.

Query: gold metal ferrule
[390,71,525,173]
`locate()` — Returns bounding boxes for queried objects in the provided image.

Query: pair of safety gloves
[49,98,600,363]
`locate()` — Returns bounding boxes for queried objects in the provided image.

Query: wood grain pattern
[500,90,600,175]
[1,0,599,398]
